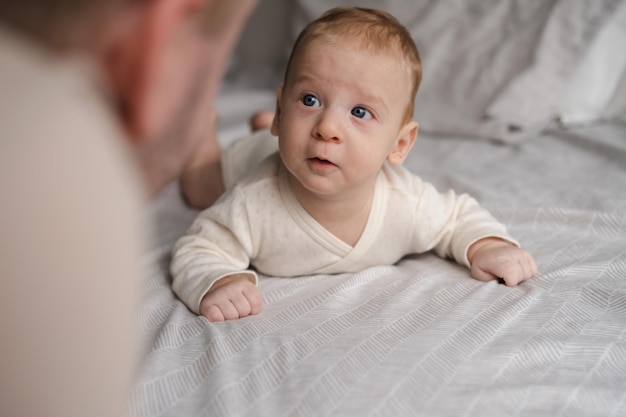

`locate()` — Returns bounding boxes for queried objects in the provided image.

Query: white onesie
[171,130,517,314]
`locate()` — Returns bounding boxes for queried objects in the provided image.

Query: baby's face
[275,38,413,201]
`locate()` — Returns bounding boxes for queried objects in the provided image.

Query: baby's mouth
[308,157,337,168]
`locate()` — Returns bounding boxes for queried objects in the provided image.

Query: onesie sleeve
[411,178,519,267]
[170,187,258,315]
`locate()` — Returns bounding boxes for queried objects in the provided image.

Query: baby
[171,7,537,322]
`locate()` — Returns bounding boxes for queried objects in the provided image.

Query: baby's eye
[302,94,320,107]
[351,106,372,119]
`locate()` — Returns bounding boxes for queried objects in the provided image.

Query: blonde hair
[283,7,422,122]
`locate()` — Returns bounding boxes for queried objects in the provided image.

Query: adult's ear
[270,86,283,136]
[387,120,419,166]
[100,0,203,143]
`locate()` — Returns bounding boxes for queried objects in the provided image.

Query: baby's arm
[467,237,537,287]
[171,186,260,319]
[199,274,262,322]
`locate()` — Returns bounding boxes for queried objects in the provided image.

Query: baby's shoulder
[381,163,429,195]
[220,153,282,206]
[235,152,281,187]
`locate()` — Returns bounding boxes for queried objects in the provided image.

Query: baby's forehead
[290,36,410,82]
[294,35,406,72]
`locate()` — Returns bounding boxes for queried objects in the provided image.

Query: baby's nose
[312,110,342,142]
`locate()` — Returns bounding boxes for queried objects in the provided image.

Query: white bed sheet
[127,86,626,416]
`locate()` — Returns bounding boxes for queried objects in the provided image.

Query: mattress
[128,100,626,416]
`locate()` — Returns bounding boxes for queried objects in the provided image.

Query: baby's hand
[468,238,537,287]
[199,275,262,322]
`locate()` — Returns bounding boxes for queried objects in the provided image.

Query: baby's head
[282,7,422,123]
[272,7,423,201]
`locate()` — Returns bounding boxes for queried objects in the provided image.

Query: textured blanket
[129,119,626,417]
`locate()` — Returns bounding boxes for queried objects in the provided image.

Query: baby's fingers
[471,246,538,287]
[470,263,499,283]
[229,287,263,318]
[500,270,524,287]
[243,286,263,316]
[204,304,226,322]
[203,299,248,322]
[225,291,250,318]
[523,251,539,278]
[509,249,538,285]
[199,279,263,322]
[471,260,523,287]
[200,296,239,322]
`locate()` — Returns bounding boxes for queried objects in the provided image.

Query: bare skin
[199,275,262,322]
[467,237,537,287]
[250,110,275,132]
[125,0,258,207]
[181,108,275,209]
[178,106,225,208]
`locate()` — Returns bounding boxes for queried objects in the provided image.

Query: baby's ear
[270,86,283,136]
[387,121,419,166]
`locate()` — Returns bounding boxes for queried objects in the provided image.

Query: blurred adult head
[0,0,256,196]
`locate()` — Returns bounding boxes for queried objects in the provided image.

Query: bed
[128,1,626,416]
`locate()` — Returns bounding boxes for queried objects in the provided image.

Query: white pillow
[602,70,626,123]
[600,3,626,124]
[557,1,626,126]
[291,0,624,142]
[484,0,625,140]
